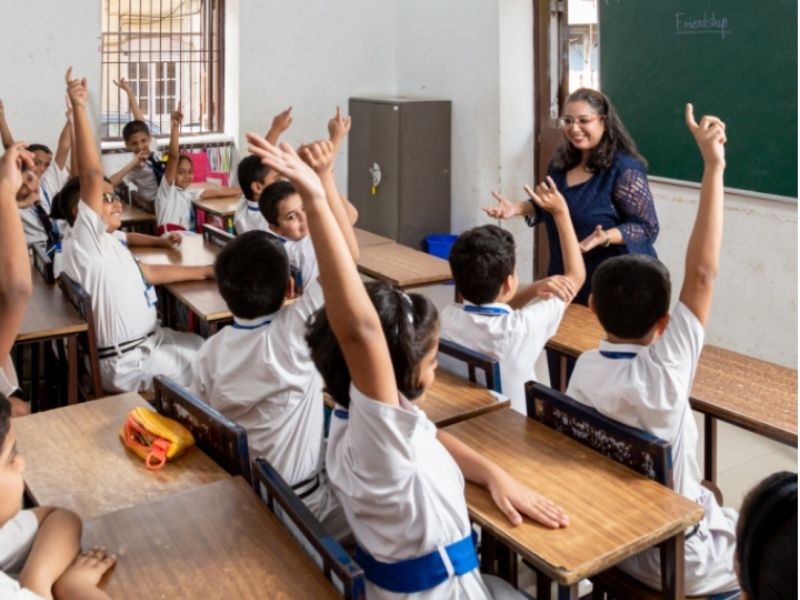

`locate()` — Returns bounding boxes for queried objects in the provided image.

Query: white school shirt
[123,153,159,201]
[566,302,738,595]
[233,196,267,234]
[155,177,202,230]
[61,201,157,349]
[53,223,127,279]
[19,163,68,245]
[0,573,43,600]
[440,298,566,414]
[326,386,491,600]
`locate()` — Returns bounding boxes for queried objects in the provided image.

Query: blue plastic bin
[425,234,458,260]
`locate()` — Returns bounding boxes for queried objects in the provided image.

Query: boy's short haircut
[214,230,289,318]
[306,282,439,408]
[122,120,151,143]
[0,394,10,451]
[736,471,797,600]
[237,155,271,201]
[591,255,671,339]
[26,143,53,156]
[51,176,114,226]
[449,225,516,305]
[258,181,297,226]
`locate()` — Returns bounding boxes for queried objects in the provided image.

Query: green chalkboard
[599,0,797,198]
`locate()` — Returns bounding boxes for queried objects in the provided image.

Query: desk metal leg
[67,336,78,405]
[559,355,567,392]
[659,531,685,600]
[704,414,717,484]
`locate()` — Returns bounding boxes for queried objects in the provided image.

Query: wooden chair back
[57,273,103,400]
[31,242,55,284]
[153,376,251,482]
[438,338,502,393]
[202,223,234,248]
[130,190,155,214]
[253,458,366,599]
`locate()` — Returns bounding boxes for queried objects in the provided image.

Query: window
[101,0,224,140]
[567,0,599,91]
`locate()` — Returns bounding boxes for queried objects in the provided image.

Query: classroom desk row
[547,303,798,484]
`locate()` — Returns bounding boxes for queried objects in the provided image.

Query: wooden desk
[84,477,340,599]
[130,233,219,267]
[165,280,232,334]
[444,409,703,598]
[354,227,395,248]
[418,369,510,427]
[120,203,156,234]
[14,393,230,520]
[193,196,240,234]
[15,270,87,406]
[357,242,452,288]
[545,303,799,482]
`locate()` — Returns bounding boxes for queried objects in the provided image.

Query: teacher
[486,87,659,306]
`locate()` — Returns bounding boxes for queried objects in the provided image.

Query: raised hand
[524,176,567,216]
[0,142,35,194]
[685,103,726,168]
[65,67,89,108]
[299,139,336,175]
[247,134,325,202]
[171,101,184,128]
[112,77,133,95]
[327,106,352,144]
[271,106,293,135]
[482,191,521,219]
[0,98,5,118]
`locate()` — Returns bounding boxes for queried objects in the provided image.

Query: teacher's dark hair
[552,88,646,172]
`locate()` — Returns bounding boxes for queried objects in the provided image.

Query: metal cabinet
[347,97,451,248]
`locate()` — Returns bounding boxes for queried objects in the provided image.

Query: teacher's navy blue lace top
[526,151,659,305]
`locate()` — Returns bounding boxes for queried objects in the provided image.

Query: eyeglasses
[102,192,122,204]
[558,115,603,129]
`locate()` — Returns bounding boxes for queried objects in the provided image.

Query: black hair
[177,155,193,168]
[591,255,671,339]
[551,88,646,173]
[258,180,297,226]
[237,155,271,201]
[26,144,53,156]
[0,394,10,453]
[306,282,439,408]
[51,176,114,226]
[122,120,151,143]
[214,230,289,318]
[736,471,797,600]
[449,225,516,305]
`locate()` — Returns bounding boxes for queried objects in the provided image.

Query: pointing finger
[684,103,697,129]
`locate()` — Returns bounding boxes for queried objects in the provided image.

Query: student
[51,176,182,278]
[0,99,71,248]
[566,105,737,596]
[156,103,240,234]
[736,471,797,600]
[247,134,568,598]
[64,68,209,393]
[440,185,585,413]
[108,78,163,202]
[233,107,292,234]
[189,139,357,540]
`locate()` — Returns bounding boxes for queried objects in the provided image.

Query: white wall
[0,2,101,147]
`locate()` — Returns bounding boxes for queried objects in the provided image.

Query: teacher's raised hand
[482,190,530,220]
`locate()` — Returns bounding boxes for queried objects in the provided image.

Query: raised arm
[679,103,726,327]
[0,143,35,362]
[247,134,398,407]
[264,106,293,145]
[326,107,358,224]
[66,68,104,214]
[54,118,72,171]
[163,102,182,185]
[66,97,78,176]
[0,99,14,150]
[113,77,146,123]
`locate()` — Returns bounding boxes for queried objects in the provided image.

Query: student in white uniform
[248,134,569,599]
[190,138,357,540]
[566,105,738,597]
[155,103,240,234]
[440,186,585,413]
[64,70,211,394]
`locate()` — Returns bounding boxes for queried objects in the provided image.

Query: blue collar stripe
[355,531,478,593]
[247,204,260,212]
[599,350,638,360]
[333,409,349,420]
[463,305,510,316]
[231,319,272,330]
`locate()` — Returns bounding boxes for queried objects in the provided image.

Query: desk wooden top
[120,203,156,224]
[354,227,395,248]
[14,393,230,520]
[357,242,452,288]
[546,303,798,445]
[418,369,510,427]
[192,196,240,218]
[130,234,219,267]
[692,345,797,445]
[444,409,703,585]
[16,269,87,342]
[83,477,340,599]
[165,280,232,323]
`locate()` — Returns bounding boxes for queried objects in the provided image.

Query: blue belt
[355,530,479,593]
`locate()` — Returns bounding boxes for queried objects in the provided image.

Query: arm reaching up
[113,77,146,123]
[0,99,14,150]
[66,68,105,215]
[164,102,183,185]
[679,103,726,326]
[265,106,293,145]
